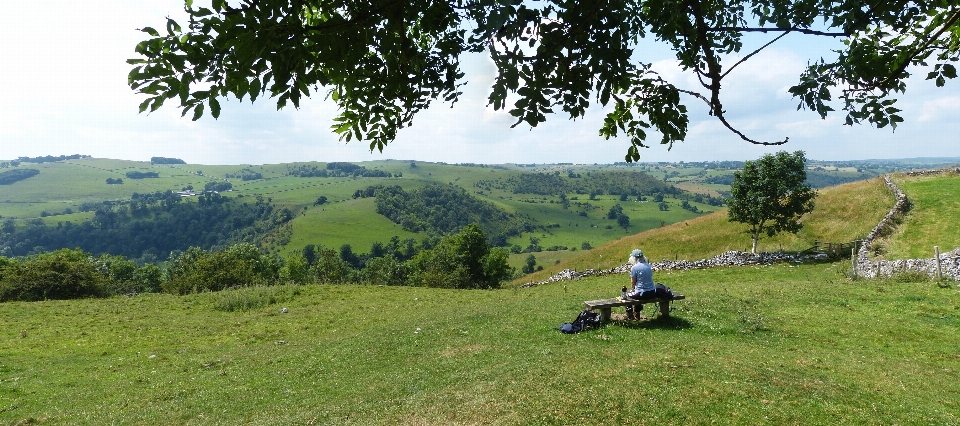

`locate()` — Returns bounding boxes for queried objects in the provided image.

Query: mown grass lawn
[2,262,958,425]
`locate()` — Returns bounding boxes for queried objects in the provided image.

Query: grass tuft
[212,285,301,312]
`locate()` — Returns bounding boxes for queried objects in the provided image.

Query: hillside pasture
[283,197,420,254]
[522,177,895,281]
[881,173,960,259]
[1,263,957,424]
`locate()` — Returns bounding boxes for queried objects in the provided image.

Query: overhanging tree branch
[130,1,960,161]
[851,7,960,94]
[708,27,849,37]
[687,0,789,146]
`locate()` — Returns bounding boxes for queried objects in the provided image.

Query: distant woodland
[0,191,286,260]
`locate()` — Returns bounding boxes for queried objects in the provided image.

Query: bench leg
[659,300,670,317]
[598,307,611,323]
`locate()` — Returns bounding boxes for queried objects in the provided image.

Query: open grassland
[2,159,712,256]
[882,173,960,260]
[522,177,895,282]
[283,197,421,254]
[2,263,958,425]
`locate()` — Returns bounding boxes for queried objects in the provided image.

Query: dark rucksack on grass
[558,309,601,334]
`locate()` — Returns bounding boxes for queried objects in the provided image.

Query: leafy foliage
[0,249,107,302]
[125,171,159,179]
[94,254,163,295]
[0,191,280,260]
[0,168,40,185]
[204,181,233,192]
[150,157,186,164]
[163,243,282,295]
[287,163,392,178]
[727,151,817,253]
[129,1,960,159]
[225,168,263,181]
[16,154,89,163]
[477,170,679,197]
[362,183,530,243]
[406,224,511,289]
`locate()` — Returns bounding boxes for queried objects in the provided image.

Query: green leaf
[166,18,181,35]
[209,97,221,119]
[943,64,957,79]
[141,27,159,37]
[150,98,165,113]
[249,78,261,102]
[192,103,204,121]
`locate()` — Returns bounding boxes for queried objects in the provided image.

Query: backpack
[654,283,674,299]
[558,309,601,334]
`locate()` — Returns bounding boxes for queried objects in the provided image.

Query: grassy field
[1,263,958,425]
[521,177,895,282]
[3,169,960,424]
[0,159,717,258]
[881,173,960,260]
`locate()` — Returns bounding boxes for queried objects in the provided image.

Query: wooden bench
[584,294,685,323]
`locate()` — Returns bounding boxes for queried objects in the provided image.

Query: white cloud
[918,96,960,122]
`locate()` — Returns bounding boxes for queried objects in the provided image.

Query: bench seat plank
[584,294,685,309]
[584,295,685,322]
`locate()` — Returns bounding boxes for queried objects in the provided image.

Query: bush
[125,171,159,179]
[0,249,107,302]
[204,181,233,192]
[95,255,164,294]
[279,251,311,284]
[163,244,281,295]
[310,246,352,284]
[213,285,300,312]
[406,224,509,289]
[364,255,408,286]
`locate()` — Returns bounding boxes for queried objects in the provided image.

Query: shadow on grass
[613,315,692,331]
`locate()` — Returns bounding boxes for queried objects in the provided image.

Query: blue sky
[2,1,959,165]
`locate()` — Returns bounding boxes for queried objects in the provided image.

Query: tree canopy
[727,150,817,253]
[129,1,960,161]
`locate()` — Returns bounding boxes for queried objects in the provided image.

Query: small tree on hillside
[728,151,817,254]
[617,213,630,232]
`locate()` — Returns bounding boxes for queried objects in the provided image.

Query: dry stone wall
[855,171,960,280]
[520,250,826,288]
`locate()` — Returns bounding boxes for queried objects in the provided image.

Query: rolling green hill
[2,158,955,274]
[522,171,960,284]
[521,176,897,282]
[0,158,716,261]
[2,167,960,424]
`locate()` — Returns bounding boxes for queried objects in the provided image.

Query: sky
[2,1,959,166]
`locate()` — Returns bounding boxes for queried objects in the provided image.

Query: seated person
[625,249,655,319]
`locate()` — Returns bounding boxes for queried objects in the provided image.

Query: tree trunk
[751,234,759,254]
